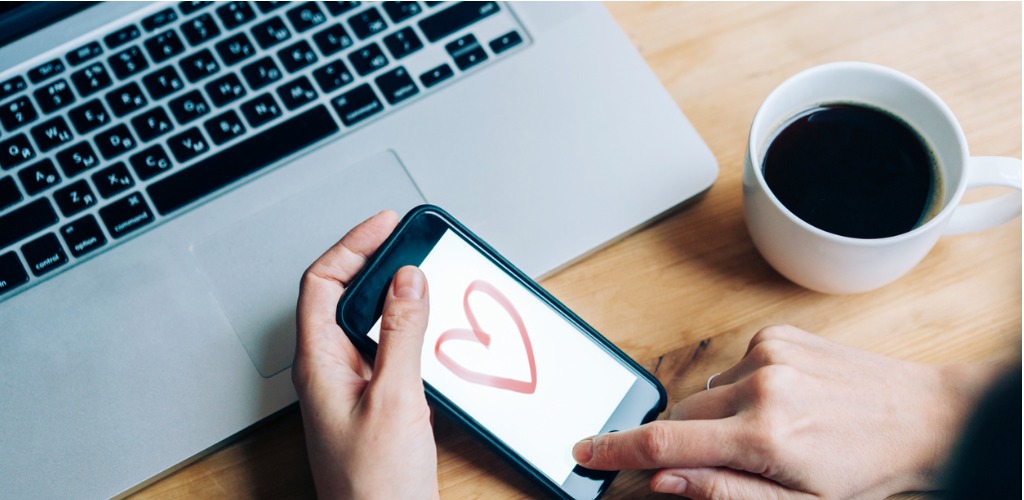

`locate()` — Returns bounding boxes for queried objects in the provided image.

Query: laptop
[0,1,717,496]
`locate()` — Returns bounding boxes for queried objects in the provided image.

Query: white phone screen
[368,229,637,485]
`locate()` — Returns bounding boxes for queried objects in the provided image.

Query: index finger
[573,419,747,471]
[296,210,399,345]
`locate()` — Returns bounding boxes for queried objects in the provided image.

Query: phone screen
[367,228,639,485]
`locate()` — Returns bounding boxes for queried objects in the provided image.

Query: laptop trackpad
[190,151,426,378]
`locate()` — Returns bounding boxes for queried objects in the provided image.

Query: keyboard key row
[148,105,337,215]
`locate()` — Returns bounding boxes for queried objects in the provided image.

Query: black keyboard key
[0,198,58,249]
[60,214,107,257]
[278,40,318,73]
[348,43,388,76]
[131,106,175,142]
[66,41,104,66]
[205,74,247,107]
[331,83,382,126]
[239,93,282,127]
[22,233,68,277]
[167,127,210,162]
[383,1,423,23]
[203,110,246,145]
[0,176,21,211]
[67,100,111,135]
[108,45,150,80]
[94,124,137,159]
[144,30,186,63]
[215,33,256,66]
[312,24,354,56]
[148,105,338,215]
[217,2,257,30]
[169,90,211,124]
[419,1,499,43]
[142,66,186,100]
[34,79,76,114]
[446,34,487,70]
[70,62,113,97]
[180,49,221,82]
[425,2,443,7]
[30,116,74,152]
[105,25,141,49]
[181,12,221,46]
[53,179,98,216]
[0,134,35,170]
[1,76,27,101]
[251,17,292,49]
[256,2,288,14]
[419,63,453,88]
[27,59,65,84]
[17,159,61,196]
[241,57,283,90]
[55,142,101,177]
[325,2,362,16]
[142,8,180,32]
[105,82,148,117]
[130,145,173,180]
[179,1,211,15]
[0,251,29,296]
[92,162,135,199]
[312,60,354,93]
[489,30,522,54]
[287,2,328,33]
[99,192,155,239]
[348,7,388,39]
[0,95,37,131]
[374,66,418,105]
[383,27,423,59]
[276,76,318,110]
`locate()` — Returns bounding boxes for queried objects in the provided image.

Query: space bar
[148,105,339,216]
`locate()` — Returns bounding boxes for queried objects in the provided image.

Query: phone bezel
[336,205,668,499]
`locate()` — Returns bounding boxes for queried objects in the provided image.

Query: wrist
[906,363,1001,491]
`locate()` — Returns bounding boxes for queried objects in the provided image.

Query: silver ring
[706,372,721,391]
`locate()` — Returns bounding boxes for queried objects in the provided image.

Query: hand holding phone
[337,205,667,499]
[292,210,439,499]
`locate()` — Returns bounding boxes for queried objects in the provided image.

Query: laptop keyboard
[0,1,527,299]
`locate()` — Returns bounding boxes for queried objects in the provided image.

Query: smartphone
[336,205,667,499]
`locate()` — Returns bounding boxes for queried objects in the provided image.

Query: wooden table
[134,3,1021,498]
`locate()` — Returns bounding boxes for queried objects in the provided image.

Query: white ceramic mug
[743,62,1022,294]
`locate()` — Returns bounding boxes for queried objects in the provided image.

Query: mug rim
[747,61,971,246]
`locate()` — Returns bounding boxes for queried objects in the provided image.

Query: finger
[368,266,430,396]
[713,333,806,388]
[296,210,399,348]
[572,420,743,471]
[667,383,742,421]
[651,467,814,499]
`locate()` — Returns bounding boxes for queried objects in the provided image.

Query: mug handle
[944,156,1022,235]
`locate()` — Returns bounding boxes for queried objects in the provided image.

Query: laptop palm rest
[190,151,426,377]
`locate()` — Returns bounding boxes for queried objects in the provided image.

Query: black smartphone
[336,205,667,499]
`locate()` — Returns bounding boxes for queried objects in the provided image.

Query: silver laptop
[0,1,716,496]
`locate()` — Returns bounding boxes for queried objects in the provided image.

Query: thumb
[370,266,429,395]
[651,467,813,499]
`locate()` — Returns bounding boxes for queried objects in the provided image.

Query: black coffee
[762,104,940,239]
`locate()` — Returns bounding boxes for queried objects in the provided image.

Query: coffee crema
[762,104,942,239]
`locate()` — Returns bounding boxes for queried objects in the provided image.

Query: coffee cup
[743,62,1022,294]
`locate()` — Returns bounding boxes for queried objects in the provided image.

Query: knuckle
[748,364,797,400]
[747,338,792,366]
[750,325,795,346]
[637,422,673,464]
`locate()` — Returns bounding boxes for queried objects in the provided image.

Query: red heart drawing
[434,280,537,394]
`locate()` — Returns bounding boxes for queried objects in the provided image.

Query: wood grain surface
[132,2,1021,499]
